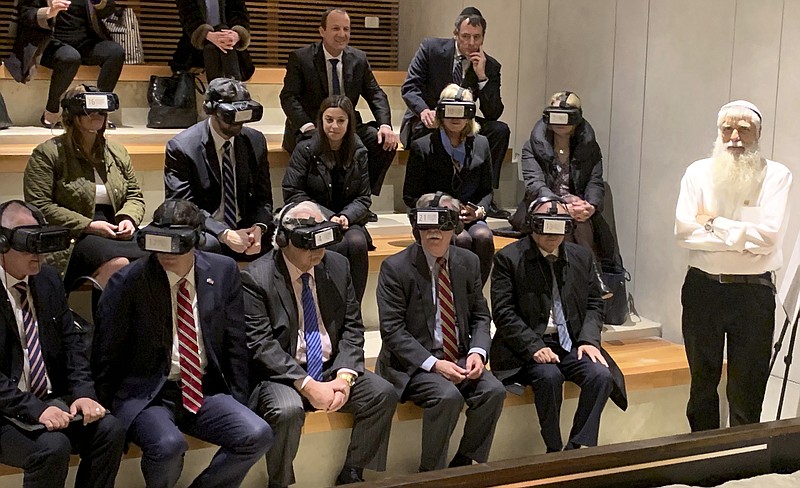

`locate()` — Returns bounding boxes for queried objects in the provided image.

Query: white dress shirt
[0,266,52,394]
[166,266,208,381]
[675,157,792,274]
[208,118,239,224]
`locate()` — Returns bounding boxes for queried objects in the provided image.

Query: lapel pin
[206,278,214,285]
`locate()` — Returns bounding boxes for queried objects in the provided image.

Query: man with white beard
[675,100,792,432]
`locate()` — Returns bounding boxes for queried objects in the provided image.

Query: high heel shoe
[594,261,614,300]
[40,113,62,130]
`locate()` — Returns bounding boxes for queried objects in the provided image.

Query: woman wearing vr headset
[282,95,372,302]
[23,85,146,293]
[12,0,124,129]
[403,84,494,284]
[512,91,619,266]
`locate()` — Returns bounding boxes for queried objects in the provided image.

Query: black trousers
[453,221,494,285]
[356,123,397,196]
[326,224,370,303]
[681,267,775,432]
[40,39,125,113]
[0,415,126,488]
[407,117,510,189]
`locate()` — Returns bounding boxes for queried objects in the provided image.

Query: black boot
[594,261,613,300]
[335,466,364,485]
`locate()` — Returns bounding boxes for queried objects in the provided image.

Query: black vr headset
[61,85,119,116]
[542,91,582,126]
[203,80,263,125]
[0,201,71,254]
[274,204,343,250]
[526,196,575,235]
[436,87,476,120]
[408,192,464,234]
[136,200,204,255]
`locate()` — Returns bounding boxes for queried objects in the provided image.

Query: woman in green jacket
[23,85,146,290]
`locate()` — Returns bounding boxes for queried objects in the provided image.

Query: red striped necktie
[176,279,204,413]
[436,257,459,362]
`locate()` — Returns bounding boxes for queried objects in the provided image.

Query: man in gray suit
[242,201,397,487]
[376,192,506,472]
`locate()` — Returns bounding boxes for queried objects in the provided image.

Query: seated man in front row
[93,199,273,487]
[491,197,627,452]
[376,192,505,472]
[0,200,125,487]
[165,78,273,259]
[242,201,397,487]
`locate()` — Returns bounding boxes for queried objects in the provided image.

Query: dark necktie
[177,279,204,413]
[205,0,220,26]
[14,283,48,398]
[301,273,324,381]
[436,257,459,362]
[329,58,341,95]
[221,141,237,229]
[546,256,573,352]
[452,55,465,85]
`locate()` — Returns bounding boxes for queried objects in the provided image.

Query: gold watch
[337,372,356,387]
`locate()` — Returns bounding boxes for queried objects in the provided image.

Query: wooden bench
[0,337,689,477]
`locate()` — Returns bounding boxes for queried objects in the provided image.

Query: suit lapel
[203,124,222,187]
[411,245,437,341]
[448,251,470,346]
[274,252,300,355]
[314,260,341,346]
[341,48,353,96]
[194,252,223,374]
[313,43,330,97]
[0,287,19,342]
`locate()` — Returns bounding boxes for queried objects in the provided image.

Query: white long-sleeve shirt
[675,157,792,275]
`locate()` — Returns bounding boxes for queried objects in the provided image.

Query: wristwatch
[337,372,356,387]
[704,217,715,233]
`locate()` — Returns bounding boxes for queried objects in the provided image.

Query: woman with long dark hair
[24,85,146,291]
[282,95,372,302]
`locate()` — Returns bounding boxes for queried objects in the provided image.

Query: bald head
[1,202,38,230]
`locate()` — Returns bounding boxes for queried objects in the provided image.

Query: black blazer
[490,238,627,410]
[403,131,493,210]
[242,249,365,387]
[164,121,273,238]
[93,251,250,428]
[282,134,372,226]
[400,37,504,145]
[175,0,250,50]
[279,42,392,152]
[376,244,492,397]
[0,265,96,424]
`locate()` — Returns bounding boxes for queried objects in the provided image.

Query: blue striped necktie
[300,273,324,381]
[453,55,465,85]
[547,257,573,352]
[14,282,48,398]
[221,141,237,229]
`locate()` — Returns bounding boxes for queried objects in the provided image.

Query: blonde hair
[548,91,582,109]
[436,83,481,137]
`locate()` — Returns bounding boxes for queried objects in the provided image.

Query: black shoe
[106,120,117,130]
[563,441,582,451]
[368,211,378,223]
[448,452,473,468]
[335,466,364,485]
[40,113,62,130]
[485,201,510,220]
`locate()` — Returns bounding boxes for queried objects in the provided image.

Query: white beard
[709,137,766,219]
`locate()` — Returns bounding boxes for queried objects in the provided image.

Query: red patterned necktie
[14,283,48,398]
[436,257,459,362]
[176,279,204,413]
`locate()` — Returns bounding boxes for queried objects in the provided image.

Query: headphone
[274,202,299,248]
[524,196,575,235]
[0,200,48,254]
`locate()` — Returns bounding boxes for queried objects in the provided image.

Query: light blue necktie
[329,59,341,95]
[547,258,573,352]
[301,273,324,381]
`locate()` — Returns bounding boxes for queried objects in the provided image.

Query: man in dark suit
[0,200,125,487]
[376,192,505,472]
[243,201,397,487]
[400,7,510,218]
[280,7,398,196]
[491,197,627,453]
[165,78,273,259]
[172,0,251,80]
[93,199,273,488]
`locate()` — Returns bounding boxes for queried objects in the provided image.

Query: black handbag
[601,263,631,325]
[146,71,205,129]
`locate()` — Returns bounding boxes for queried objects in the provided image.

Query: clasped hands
[86,218,136,240]
[221,226,263,255]
[38,397,107,431]
[565,197,595,223]
[300,376,352,412]
[432,352,484,384]
[206,29,241,53]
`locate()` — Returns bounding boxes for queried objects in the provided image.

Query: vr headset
[0,225,71,254]
[542,91,582,126]
[527,197,575,235]
[212,99,264,125]
[61,91,120,116]
[277,217,342,250]
[436,86,476,120]
[136,223,201,255]
[407,192,463,234]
